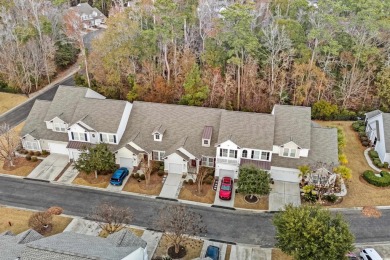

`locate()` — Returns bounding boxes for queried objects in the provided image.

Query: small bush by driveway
[1,157,41,177]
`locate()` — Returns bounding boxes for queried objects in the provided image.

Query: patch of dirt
[234,193,268,210]
[153,234,203,260]
[244,195,259,203]
[316,121,390,207]
[122,173,163,195]
[362,206,382,218]
[168,245,187,259]
[72,171,111,188]
[178,183,216,204]
[272,248,293,260]
[1,157,41,177]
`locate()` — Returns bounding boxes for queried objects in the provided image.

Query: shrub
[334,165,352,180]
[205,177,213,185]
[28,151,35,155]
[363,170,390,187]
[25,155,31,161]
[352,122,361,131]
[19,149,26,154]
[157,171,164,176]
[42,150,49,155]
[34,151,41,156]
[335,109,356,120]
[182,173,187,179]
[360,136,368,142]
[339,153,348,165]
[28,211,53,235]
[302,191,317,203]
[358,126,366,132]
[378,163,384,168]
[324,194,338,203]
[358,131,366,137]
[373,159,381,166]
[133,172,140,179]
[184,180,188,184]
[188,179,194,185]
[47,206,63,215]
[362,141,369,147]
[23,150,29,154]
[384,162,389,168]
[312,100,338,120]
[140,174,145,180]
[369,150,379,159]
[31,156,38,162]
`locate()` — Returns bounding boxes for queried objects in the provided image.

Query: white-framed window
[152,150,165,161]
[203,139,209,145]
[53,122,67,132]
[261,151,270,160]
[155,133,160,140]
[282,148,298,158]
[242,150,248,158]
[201,156,215,167]
[100,133,116,144]
[219,148,237,158]
[25,141,39,150]
[72,132,87,142]
[252,150,260,159]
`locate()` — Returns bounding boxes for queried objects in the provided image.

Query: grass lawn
[0,207,72,236]
[153,234,203,260]
[234,194,268,210]
[0,92,27,115]
[178,183,216,204]
[316,121,390,207]
[0,156,41,177]
[272,248,293,260]
[99,227,144,238]
[122,173,163,195]
[72,171,111,188]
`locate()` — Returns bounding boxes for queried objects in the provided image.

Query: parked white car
[360,248,383,260]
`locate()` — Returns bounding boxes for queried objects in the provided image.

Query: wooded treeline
[0,0,78,94]
[85,0,389,113]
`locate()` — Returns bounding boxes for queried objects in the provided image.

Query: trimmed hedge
[369,150,379,159]
[363,170,390,187]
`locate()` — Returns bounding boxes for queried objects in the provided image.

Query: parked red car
[219,177,233,200]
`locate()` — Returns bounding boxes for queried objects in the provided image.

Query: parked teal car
[110,167,129,186]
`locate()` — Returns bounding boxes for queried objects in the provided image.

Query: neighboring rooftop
[70,3,106,19]
[365,110,382,119]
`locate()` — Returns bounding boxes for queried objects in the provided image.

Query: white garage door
[169,163,182,174]
[120,157,133,169]
[220,169,235,179]
[48,142,68,155]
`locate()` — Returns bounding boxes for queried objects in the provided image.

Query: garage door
[220,169,235,179]
[48,142,68,155]
[120,157,133,169]
[169,163,182,174]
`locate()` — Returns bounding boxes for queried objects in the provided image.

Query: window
[72,132,87,142]
[152,151,165,161]
[220,148,228,157]
[229,150,237,158]
[100,133,116,144]
[242,150,248,158]
[25,141,39,150]
[261,152,270,160]
[281,147,298,158]
[251,150,260,159]
[155,133,160,140]
[220,148,237,158]
[201,156,215,167]
[53,123,67,132]
[203,139,209,145]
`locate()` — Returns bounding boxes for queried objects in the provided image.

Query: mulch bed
[182,183,211,197]
[244,195,259,203]
[129,173,164,190]
[2,157,41,171]
[167,245,187,259]
[76,171,111,184]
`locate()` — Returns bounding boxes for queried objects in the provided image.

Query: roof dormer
[202,126,212,147]
[152,125,166,142]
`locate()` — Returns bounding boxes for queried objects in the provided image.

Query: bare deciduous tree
[196,167,211,194]
[28,211,53,235]
[155,204,206,255]
[0,123,20,167]
[89,203,133,234]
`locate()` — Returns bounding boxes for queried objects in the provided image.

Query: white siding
[367,114,388,163]
[116,102,133,141]
[215,165,239,179]
[68,124,91,142]
[164,153,187,173]
[22,134,41,151]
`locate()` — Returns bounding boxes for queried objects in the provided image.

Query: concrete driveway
[64,218,101,236]
[158,173,183,199]
[106,173,131,192]
[213,178,235,208]
[27,154,69,181]
[230,245,271,260]
[269,180,300,211]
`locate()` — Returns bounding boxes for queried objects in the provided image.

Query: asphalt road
[0,76,75,128]
[1,176,390,246]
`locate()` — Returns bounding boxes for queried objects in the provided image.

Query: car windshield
[111,178,120,182]
[221,185,231,191]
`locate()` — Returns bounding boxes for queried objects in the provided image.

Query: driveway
[57,164,78,184]
[213,178,235,208]
[158,173,183,199]
[63,218,101,236]
[27,154,69,181]
[230,245,271,260]
[106,173,131,192]
[269,180,300,211]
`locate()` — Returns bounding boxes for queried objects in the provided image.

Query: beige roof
[217,110,275,150]
[271,126,338,169]
[273,105,311,149]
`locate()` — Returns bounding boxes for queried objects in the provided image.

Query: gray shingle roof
[24,231,145,260]
[118,101,223,158]
[16,229,43,244]
[271,126,338,169]
[365,110,382,119]
[71,3,106,19]
[217,110,275,150]
[70,98,128,133]
[21,100,69,142]
[381,113,390,152]
[107,229,147,249]
[0,229,43,260]
[273,105,311,148]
